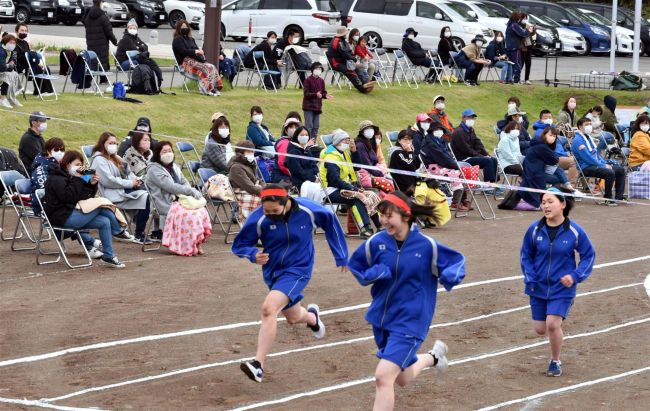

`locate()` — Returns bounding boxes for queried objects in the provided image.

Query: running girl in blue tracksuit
[520,186,595,377]
[348,192,466,411]
[232,185,349,383]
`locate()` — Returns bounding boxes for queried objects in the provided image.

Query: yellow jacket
[629,130,650,167]
[319,145,358,188]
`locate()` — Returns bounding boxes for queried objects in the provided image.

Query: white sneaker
[101,256,125,268]
[429,340,449,373]
[87,247,104,259]
[105,85,113,93]
[10,99,23,107]
[41,92,55,97]
[93,239,103,251]
[307,304,325,339]
[0,99,13,109]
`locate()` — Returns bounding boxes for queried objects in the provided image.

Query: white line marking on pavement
[0,397,103,411]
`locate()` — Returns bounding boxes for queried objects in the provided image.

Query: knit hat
[331,129,349,146]
[127,18,138,29]
[335,26,347,37]
[358,120,375,133]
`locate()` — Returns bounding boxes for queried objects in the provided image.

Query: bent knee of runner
[533,322,547,335]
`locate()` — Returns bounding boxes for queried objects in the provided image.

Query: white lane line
[0,397,103,411]
[37,281,644,404]
[2,253,648,369]
[476,366,650,411]
[228,317,650,411]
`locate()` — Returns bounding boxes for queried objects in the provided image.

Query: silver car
[82,0,130,26]
[0,0,15,23]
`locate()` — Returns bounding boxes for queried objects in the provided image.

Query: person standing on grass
[348,191,465,411]
[302,62,332,139]
[520,186,595,377]
[232,185,348,383]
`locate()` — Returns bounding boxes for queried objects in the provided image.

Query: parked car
[121,0,168,28]
[560,1,649,56]
[528,13,586,56]
[162,0,203,29]
[0,0,15,22]
[14,0,58,24]
[569,6,635,55]
[56,0,84,26]
[500,0,610,55]
[81,0,130,27]
[347,0,493,51]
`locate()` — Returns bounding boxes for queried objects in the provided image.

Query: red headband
[260,188,288,198]
[384,194,411,215]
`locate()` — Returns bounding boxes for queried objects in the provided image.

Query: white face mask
[38,122,48,132]
[420,122,431,131]
[244,153,255,163]
[269,38,277,45]
[433,130,444,138]
[496,37,503,42]
[52,150,64,162]
[510,130,521,138]
[106,143,118,155]
[517,116,524,124]
[352,35,360,42]
[375,138,382,146]
[160,152,174,165]
[583,125,593,135]
[128,28,137,36]
[252,114,263,124]
[444,31,451,38]
[568,101,577,110]
[286,127,296,138]
[218,128,230,138]
[465,119,476,128]
[363,128,374,139]
[6,43,16,52]
[292,37,300,44]
[313,69,322,77]
[297,135,310,145]
[475,41,483,47]
[337,143,349,152]
[68,165,80,175]
[543,118,553,125]
[435,102,445,111]
[641,124,650,133]
[408,34,415,40]
[521,19,528,25]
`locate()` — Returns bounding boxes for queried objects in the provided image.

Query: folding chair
[392,49,419,89]
[0,175,38,250]
[233,48,255,87]
[479,50,500,83]
[417,153,454,198]
[572,158,604,205]
[283,51,311,89]
[61,51,74,93]
[431,50,454,86]
[447,143,495,220]
[34,189,92,269]
[374,48,395,86]
[169,61,200,93]
[494,148,521,188]
[318,173,361,238]
[140,182,162,252]
[80,145,94,166]
[249,51,282,93]
[176,141,202,187]
[111,49,138,84]
[425,49,448,87]
[448,51,465,82]
[386,131,399,146]
[197,168,240,244]
[23,50,59,101]
[364,50,388,89]
[78,50,113,96]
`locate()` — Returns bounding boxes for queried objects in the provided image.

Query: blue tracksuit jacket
[571,131,606,170]
[348,225,466,341]
[232,197,348,285]
[520,218,595,300]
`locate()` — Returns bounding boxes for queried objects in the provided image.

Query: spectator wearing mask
[0,33,23,108]
[116,19,163,88]
[30,137,65,217]
[202,116,233,175]
[354,35,376,84]
[515,127,561,211]
[83,0,117,81]
[228,140,266,221]
[14,23,55,95]
[19,111,48,171]
[118,117,156,157]
[284,126,321,198]
[454,35,491,86]
[502,96,531,131]
[533,110,578,188]
[244,31,283,90]
[388,130,420,194]
[571,117,625,204]
[302,62,332,139]
[276,28,309,84]
[412,113,434,155]
[401,27,438,84]
[584,105,615,154]
[246,105,276,154]
[437,26,454,66]
[557,96,578,129]
[629,114,650,171]
[326,26,374,93]
[172,20,220,96]
[485,31,513,84]
[601,95,627,143]
[123,131,152,178]
[271,117,301,183]
[505,11,531,84]
[355,120,394,194]
[426,95,455,140]
[497,121,524,176]
[497,105,531,154]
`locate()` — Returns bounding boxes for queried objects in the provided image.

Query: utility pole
[203,0,223,64]
[609,0,617,74]
[632,0,642,73]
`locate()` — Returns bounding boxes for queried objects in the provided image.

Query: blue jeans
[464,156,498,182]
[120,60,132,71]
[493,60,512,81]
[596,131,615,152]
[1,170,25,191]
[64,208,122,258]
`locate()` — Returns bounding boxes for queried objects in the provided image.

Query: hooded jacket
[629,129,650,167]
[319,145,358,190]
[232,197,348,285]
[30,154,58,215]
[116,30,148,63]
[521,217,595,300]
[497,131,523,168]
[519,138,559,207]
[401,37,428,65]
[228,154,264,195]
[571,131,606,170]
[533,121,569,157]
[485,39,506,64]
[420,135,458,170]
[348,225,466,340]
[285,142,318,189]
[601,95,618,134]
[388,146,420,193]
[83,6,117,69]
[42,163,98,227]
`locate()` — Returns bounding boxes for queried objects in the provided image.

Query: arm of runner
[313,204,349,267]
[231,213,262,263]
[520,223,537,284]
[570,226,596,285]
[436,242,466,291]
[348,240,392,286]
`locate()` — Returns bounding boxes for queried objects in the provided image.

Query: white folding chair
[250,51,282,93]
[78,50,113,96]
[479,50,500,82]
[448,51,465,82]
[392,49,419,89]
[169,61,200,93]
[23,50,59,101]
[283,51,311,89]
[140,182,163,252]
[374,48,395,86]
[494,148,521,188]
[197,168,240,244]
[426,49,449,87]
[0,175,38,250]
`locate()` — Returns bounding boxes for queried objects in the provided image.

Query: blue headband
[545,187,565,201]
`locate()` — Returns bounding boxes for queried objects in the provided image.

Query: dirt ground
[0,197,649,411]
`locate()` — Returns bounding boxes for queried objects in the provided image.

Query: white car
[163,0,204,29]
[348,0,493,51]
[577,8,635,55]
[527,14,587,56]
[449,0,506,36]
[0,0,15,22]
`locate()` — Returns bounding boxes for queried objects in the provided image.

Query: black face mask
[180,28,190,36]
[265,212,284,222]
[18,33,28,40]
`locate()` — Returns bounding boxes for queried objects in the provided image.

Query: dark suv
[121,0,167,28]
[56,0,84,25]
[14,0,58,24]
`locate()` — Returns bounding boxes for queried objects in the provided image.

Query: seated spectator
[319,129,380,237]
[638,96,650,118]
[14,23,54,96]
[401,27,438,83]
[557,96,578,130]
[43,150,131,268]
[354,35,376,84]
[532,110,578,188]
[601,95,628,144]
[388,130,420,194]
[412,113,434,155]
[497,105,531,154]
[276,27,311,85]
[19,111,48,171]
[373,126,387,169]
[30,137,65,216]
[437,26,454,66]
[243,31,282,90]
[450,109,501,192]
[228,141,265,220]
[0,34,23,108]
[118,117,156,157]
[218,49,237,83]
[485,31,512,84]
[354,120,394,194]
[0,147,26,199]
[271,117,301,183]
[454,35,491,86]
[629,114,650,171]
[426,95,454,140]
[246,105,275,155]
[507,97,530,131]
[584,105,616,155]
[517,127,561,210]
[497,121,524,176]
[171,20,220,96]
[90,132,150,243]
[123,131,152,178]
[116,19,163,88]
[571,117,625,204]
[145,141,210,255]
[202,116,232,175]
[284,126,321,200]
[326,26,374,93]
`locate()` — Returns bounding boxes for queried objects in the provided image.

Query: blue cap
[461,108,477,118]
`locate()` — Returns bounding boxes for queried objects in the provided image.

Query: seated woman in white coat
[496,120,524,176]
[90,131,150,244]
[145,141,211,256]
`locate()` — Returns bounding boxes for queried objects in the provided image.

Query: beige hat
[211,112,226,122]
[335,26,348,37]
[507,106,526,116]
[358,119,375,133]
[284,117,301,128]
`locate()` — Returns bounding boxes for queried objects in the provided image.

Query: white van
[347,0,493,51]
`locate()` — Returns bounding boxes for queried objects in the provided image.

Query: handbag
[628,172,650,199]
[204,174,234,201]
[460,165,481,189]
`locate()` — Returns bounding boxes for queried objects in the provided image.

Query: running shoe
[547,360,562,377]
[113,230,135,242]
[603,200,618,207]
[100,256,125,269]
[132,234,153,245]
[307,304,326,339]
[93,239,103,251]
[429,340,449,373]
[240,360,264,383]
[87,247,104,259]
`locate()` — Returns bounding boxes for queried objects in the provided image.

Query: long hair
[173,20,191,38]
[539,126,558,151]
[92,132,122,169]
[60,150,84,173]
[562,96,577,113]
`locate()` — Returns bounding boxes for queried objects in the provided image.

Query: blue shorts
[530,296,574,321]
[268,273,308,310]
[373,327,423,370]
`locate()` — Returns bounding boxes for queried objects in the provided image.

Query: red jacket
[354,44,371,59]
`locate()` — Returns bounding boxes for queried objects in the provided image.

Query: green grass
[0,83,645,154]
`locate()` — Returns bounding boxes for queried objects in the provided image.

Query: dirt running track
[1,197,649,410]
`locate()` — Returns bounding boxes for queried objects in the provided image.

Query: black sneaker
[113,230,135,242]
[360,226,374,239]
[150,230,163,243]
[240,360,264,383]
[133,234,153,245]
[100,256,125,269]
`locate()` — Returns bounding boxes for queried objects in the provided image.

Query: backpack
[130,64,159,94]
[0,147,27,197]
[113,81,126,99]
[611,71,645,91]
